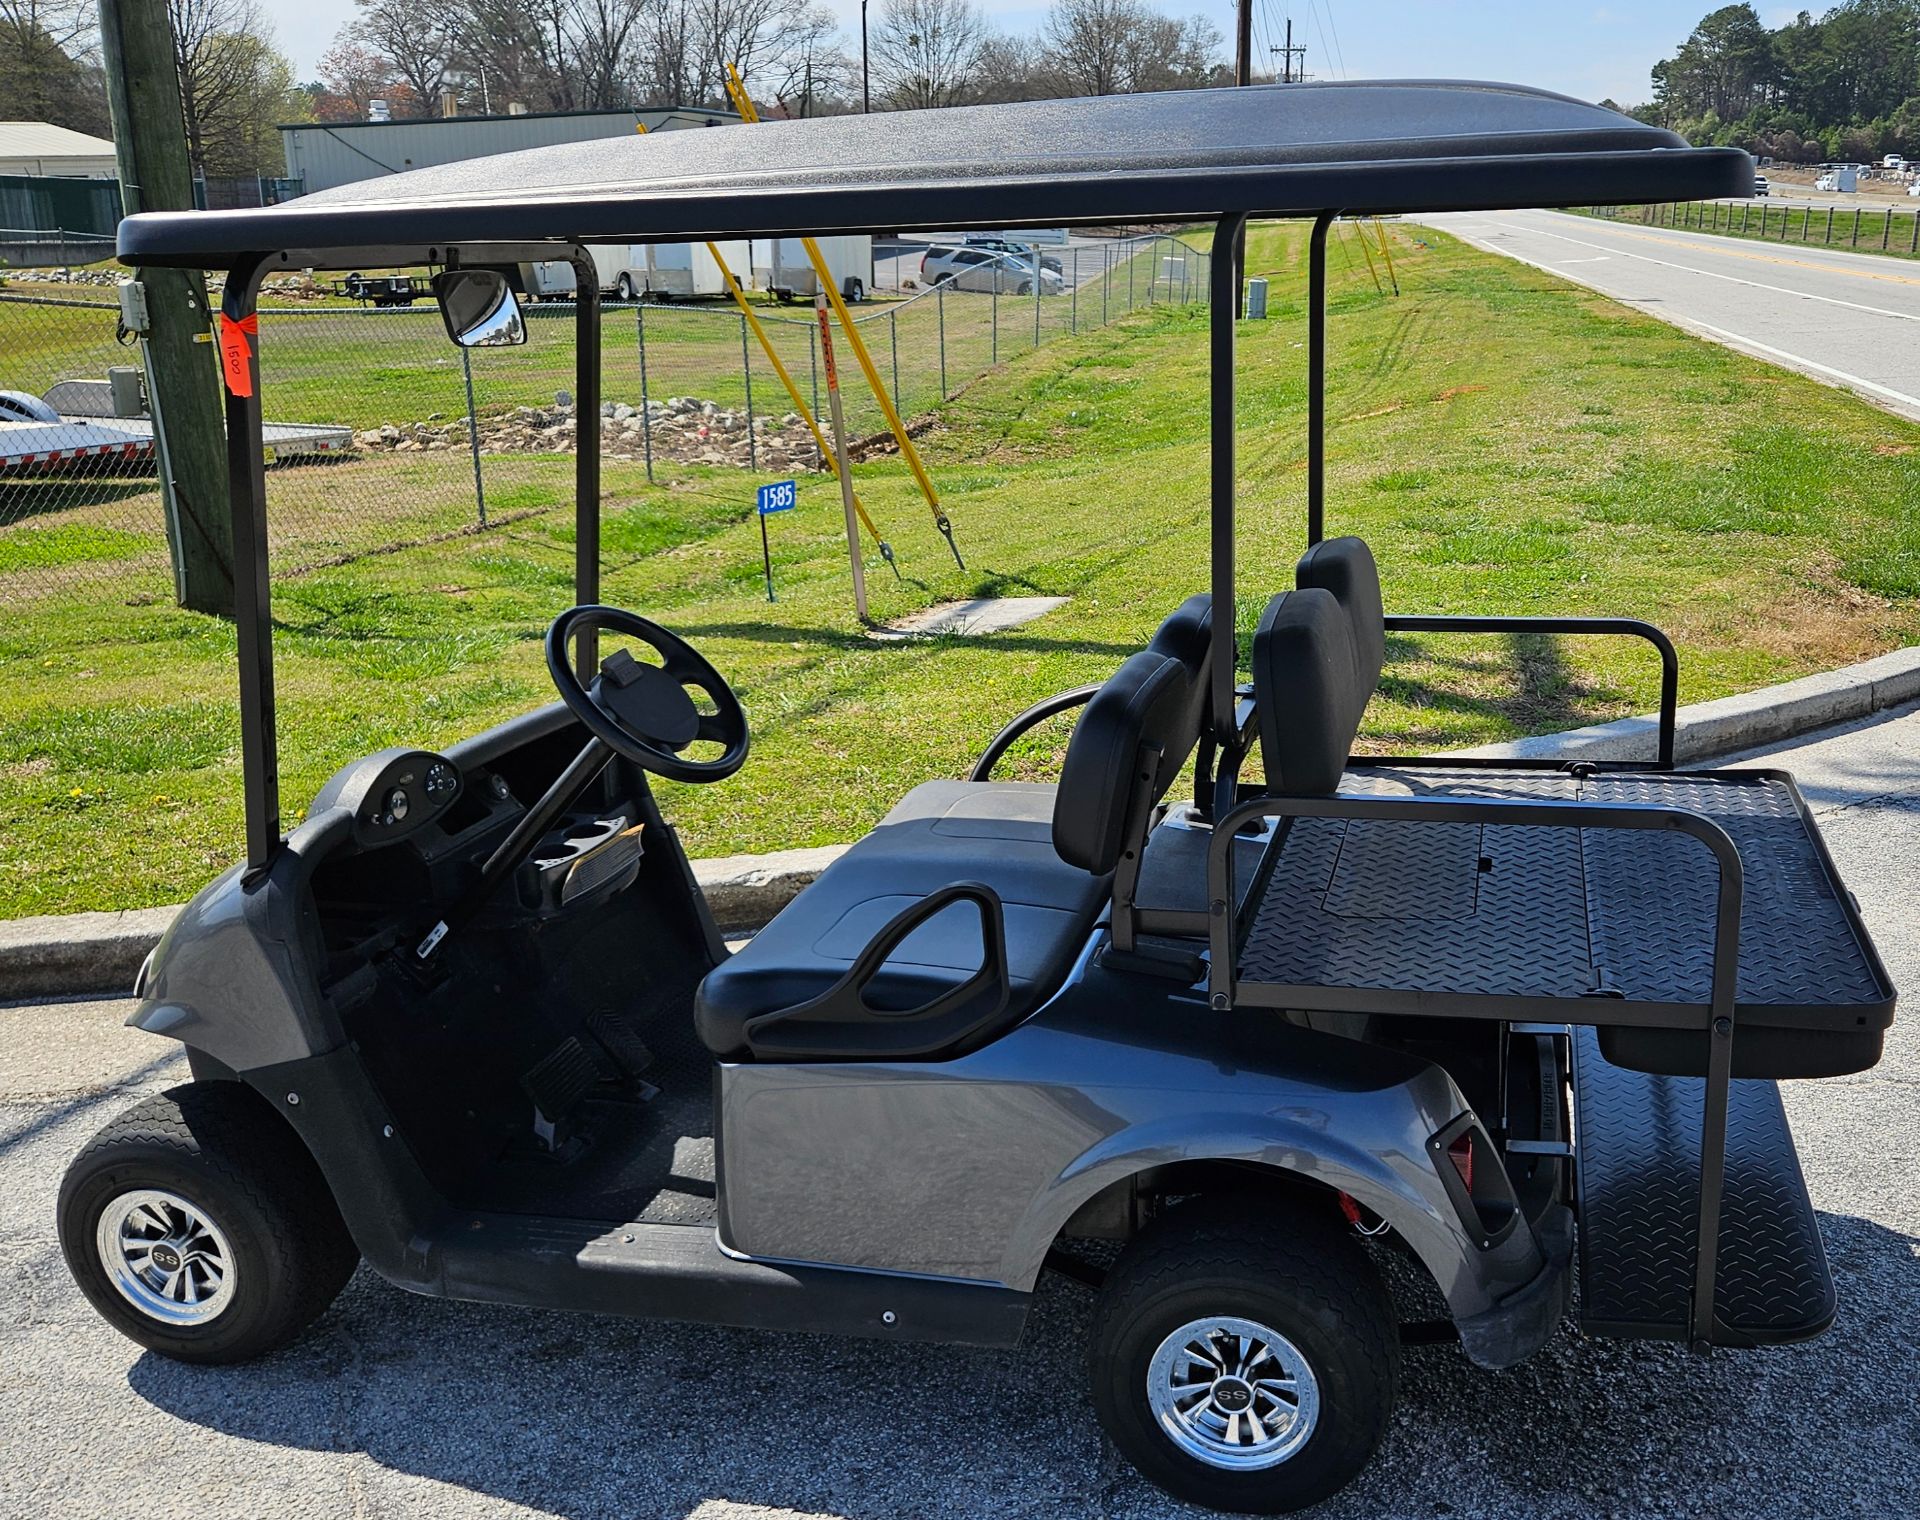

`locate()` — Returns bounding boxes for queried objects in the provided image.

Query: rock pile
[350,396,823,472]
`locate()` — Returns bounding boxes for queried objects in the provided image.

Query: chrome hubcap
[1146,1315,1320,1470]
[95,1188,238,1326]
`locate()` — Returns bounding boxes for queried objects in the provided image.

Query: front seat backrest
[1145,593,1212,798]
[1254,587,1361,795]
[1296,535,1385,701]
[1052,650,1192,875]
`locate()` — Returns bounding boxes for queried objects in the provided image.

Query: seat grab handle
[742,883,1012,1061]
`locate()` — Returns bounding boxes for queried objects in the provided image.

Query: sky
[266,0,1746,111]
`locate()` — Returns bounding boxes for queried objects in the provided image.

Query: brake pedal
[520,1037,604,1146]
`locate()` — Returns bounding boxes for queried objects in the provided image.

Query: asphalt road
[1425,207,1920,423]
[4,705,1918,1518]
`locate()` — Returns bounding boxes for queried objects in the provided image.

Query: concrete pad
[869,596,1069,640]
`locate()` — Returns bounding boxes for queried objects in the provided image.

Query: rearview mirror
[433,268,526,348]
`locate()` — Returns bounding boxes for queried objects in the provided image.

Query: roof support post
[1307,211,1335,549]
[220,255,278,873]
[1210,211,1249,748]
[569,250,602,676]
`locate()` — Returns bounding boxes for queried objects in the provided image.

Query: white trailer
[0,380,350,472]
[750,235,872,303]
[559,236,873,302]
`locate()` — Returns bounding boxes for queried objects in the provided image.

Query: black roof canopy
[120,80,1750,267]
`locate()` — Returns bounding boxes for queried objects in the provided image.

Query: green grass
[1572,201,1920,261]
[2,219,1917,917]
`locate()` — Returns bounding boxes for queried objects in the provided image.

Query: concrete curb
[6,645,1917,1003]
[0,847,851,1005]
[1456,645,1920,765]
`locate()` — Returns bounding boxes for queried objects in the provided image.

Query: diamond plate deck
[1234,766,1889,1026]
[1571,1027,1833,1344]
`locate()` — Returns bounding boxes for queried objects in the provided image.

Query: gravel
[3,706,1916,1519]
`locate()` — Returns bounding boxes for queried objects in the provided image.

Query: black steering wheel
[545,605,749,783]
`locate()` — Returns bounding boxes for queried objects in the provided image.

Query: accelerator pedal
[586,1011,660,1099]
[1572,1027,1833,1347]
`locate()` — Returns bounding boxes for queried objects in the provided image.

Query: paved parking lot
[3,706,1917,1519]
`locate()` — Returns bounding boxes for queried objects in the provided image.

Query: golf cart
[61,85,1896,1513]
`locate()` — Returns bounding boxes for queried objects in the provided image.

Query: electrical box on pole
[99,0,235,617]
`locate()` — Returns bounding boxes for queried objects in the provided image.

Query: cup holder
[525,813,644,913]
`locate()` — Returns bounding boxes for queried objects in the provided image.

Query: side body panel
[717,961,1548,1325]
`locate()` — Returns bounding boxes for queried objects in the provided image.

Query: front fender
[128,812,350,1071]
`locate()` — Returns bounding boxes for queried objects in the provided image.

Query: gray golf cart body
[111,82,1892,1374]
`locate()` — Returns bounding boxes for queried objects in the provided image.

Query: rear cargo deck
[1225,766,1892,1071]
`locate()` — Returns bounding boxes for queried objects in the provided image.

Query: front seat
[694,648,1195,1062]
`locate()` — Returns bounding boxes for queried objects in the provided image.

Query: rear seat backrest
[1296,536,1385,700]
[1144,593,1212,798]
[1253,587,1361,795]
[1052,650,1192,875]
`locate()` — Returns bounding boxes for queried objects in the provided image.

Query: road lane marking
[1676,318,1920,414]
[1445,225,1920,418]
[1533,214,1920,290]
[1473,219,1920,324]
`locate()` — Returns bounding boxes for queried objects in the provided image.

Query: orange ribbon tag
[218,312,258,397]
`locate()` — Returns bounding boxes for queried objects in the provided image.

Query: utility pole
[861,0,871,113]
[99,0,232,616]
[1232,0,1253,318]
[1274,18,1307,84]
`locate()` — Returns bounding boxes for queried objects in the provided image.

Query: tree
[316,38,398,120]
[351,1,456,110]
[969,33,1046,103]
[0,0,113,135]
[1654,5,1778,121]
[764,8,853,116]
[870,0,988,109]
[168,0,308,177]
[1041,0,1222,97]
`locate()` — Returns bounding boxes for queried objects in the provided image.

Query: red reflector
[1447,1131,1475,1192]
[1337,1191,1362,1227]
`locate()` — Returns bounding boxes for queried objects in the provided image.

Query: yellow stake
[636,115,901,570]
[1373,220,1400,296]
[705,243,896,566]
[723,64,963,566]
[1349,218,1384,295]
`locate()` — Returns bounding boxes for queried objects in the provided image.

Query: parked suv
[921,246,1065,295]
[961,234,1065,274]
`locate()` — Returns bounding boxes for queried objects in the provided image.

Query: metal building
[279,107,738,196]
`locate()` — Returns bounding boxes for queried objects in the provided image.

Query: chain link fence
[0,231,1208,609]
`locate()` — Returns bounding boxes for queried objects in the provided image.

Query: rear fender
[1011,1103,1545,1326]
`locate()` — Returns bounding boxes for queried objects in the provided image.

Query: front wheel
[1089,1197,1399,1513]
[57,1082,359,1364]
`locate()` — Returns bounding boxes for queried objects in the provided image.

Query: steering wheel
[545,605,749,783]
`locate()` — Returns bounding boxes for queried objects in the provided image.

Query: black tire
[1089,1196,1398,1513]
[1017,279,1034,296]
[57,1081,359,1365]
[842,276,866,303]
[616,273,636,300]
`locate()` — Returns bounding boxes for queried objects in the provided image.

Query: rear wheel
[616,272,636,300]
[842,276,866,303]
[57,1082,359,1364]
[1089,1197,1398,1513]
